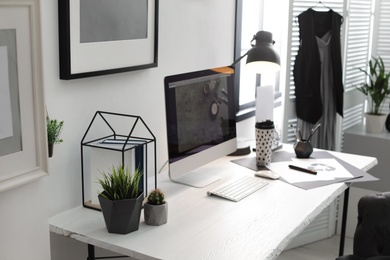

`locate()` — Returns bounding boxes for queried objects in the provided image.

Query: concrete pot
[144,202,168,226]
[365,113,387,133]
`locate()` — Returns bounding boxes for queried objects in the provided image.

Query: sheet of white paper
[291,158,353,179]
[0,46,13,140]
[267,161,335,183]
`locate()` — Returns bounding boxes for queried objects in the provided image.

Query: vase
[365,113,387,133]
[98,192,144,234]
[144,202,168,226]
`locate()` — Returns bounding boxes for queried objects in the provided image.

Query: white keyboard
[207,176,269,202]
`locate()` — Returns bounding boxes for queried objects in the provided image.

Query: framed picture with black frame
[0,0,48,192]
[58,0,159,80]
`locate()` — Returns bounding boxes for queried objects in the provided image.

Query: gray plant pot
[98,192,144,234]
[144,202,168,226]
[365,113,386,133]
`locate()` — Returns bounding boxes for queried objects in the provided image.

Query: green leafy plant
[356,56,390,115]
[46,116,64,144]
[98,165,143,200]
[146,189,165,205]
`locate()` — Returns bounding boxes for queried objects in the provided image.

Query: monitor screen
[164,66,237,187]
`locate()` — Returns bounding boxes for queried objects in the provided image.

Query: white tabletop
[49,146,377,260]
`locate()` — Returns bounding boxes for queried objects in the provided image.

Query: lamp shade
[245,31,281,73]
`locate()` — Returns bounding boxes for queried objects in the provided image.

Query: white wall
[0,179,50,260]
[39,0,235,258]
[43,0,236,214]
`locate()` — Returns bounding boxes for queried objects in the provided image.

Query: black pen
[288,165,317,175]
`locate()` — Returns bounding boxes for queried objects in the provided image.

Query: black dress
[293,8,344,150]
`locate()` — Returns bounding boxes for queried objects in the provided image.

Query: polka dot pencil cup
[255,120,274,166]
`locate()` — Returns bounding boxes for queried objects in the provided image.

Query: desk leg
[339,187,350,256]
[88,244,95,260]
[86,243,128,259]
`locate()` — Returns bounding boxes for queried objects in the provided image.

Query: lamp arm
[231,51,249,67]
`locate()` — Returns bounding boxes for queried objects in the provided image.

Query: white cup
[255,120,274,166]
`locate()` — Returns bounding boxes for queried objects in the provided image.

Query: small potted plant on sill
[356,56,390,133]
[144,188,168,226]
[97,165,144,234]
[46,115,64,157]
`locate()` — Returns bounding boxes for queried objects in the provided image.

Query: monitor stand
[168,169,220,188]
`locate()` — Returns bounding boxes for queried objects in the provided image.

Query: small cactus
[147,188,165,205]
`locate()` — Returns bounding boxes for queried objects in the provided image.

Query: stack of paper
[267,158,353,184]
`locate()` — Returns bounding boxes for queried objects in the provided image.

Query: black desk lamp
[229,31,281,156]
[232,31,281,73]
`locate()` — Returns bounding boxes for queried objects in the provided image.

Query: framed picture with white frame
[58,0,159,80]
[0,0,48,192]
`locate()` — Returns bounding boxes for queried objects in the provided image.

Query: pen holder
[294,140,313,158]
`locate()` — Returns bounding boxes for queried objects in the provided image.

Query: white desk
[49,146,377,260]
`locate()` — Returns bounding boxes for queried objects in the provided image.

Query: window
[234,0,288,124]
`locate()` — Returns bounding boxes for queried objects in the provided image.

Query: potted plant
[356,56,390,133]
[97,165,144,234]
[144,188,168,226]
[46,115,64,157]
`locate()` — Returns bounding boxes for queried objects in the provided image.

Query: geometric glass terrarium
[80,111,156,211]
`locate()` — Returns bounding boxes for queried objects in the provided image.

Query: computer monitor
[164,66,237,187]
